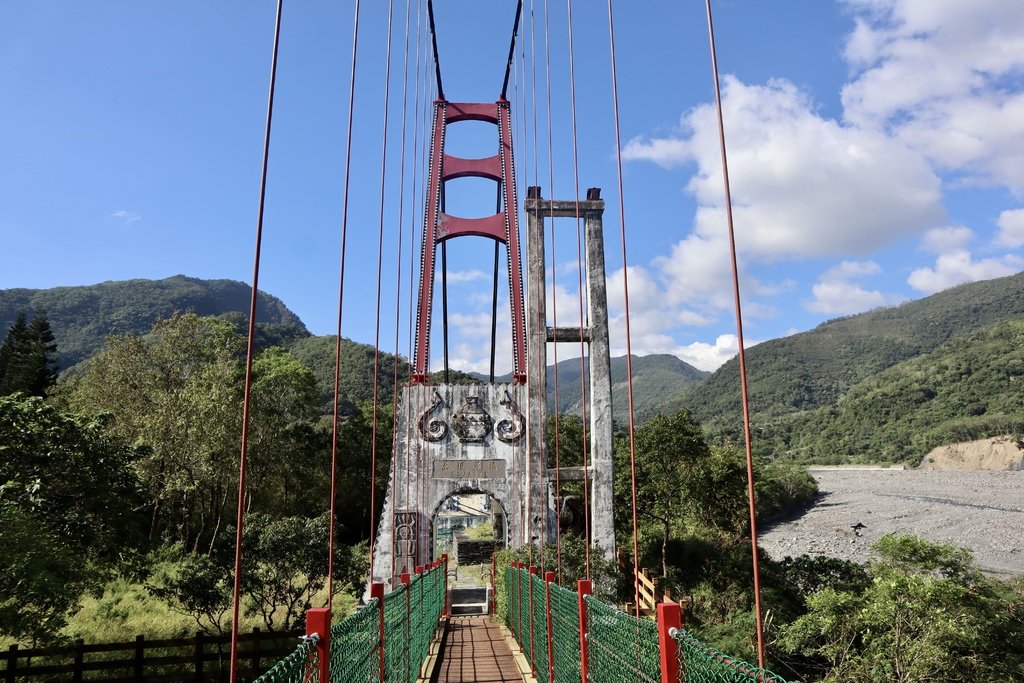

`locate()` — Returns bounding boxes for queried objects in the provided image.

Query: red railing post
[401,573,411,683]
[305,607,331,683]
[515,563,524,651]
[544,571,555,682]
[528,565,537,677]
[577,580,592,683]
[441,553,450,617]
[370,582,385,682]
[657,602,682,683]
[490,554,497,615]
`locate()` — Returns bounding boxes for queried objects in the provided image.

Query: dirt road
[758,468,1024,576]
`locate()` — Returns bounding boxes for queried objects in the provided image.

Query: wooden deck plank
[434,617,524,682]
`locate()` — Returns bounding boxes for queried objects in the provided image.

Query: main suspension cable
[704,0,766,666]
[230,2,283,681]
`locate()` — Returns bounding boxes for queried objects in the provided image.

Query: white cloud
[920,226,974,253]
[626,76,944,260]
[841,0,1024,190]
[996,209,1024,248]
[805,260,896,314]
[109,210,141,225]
[445,269,486,284]
[908,250,1022,294]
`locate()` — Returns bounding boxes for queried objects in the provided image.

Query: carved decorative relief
[417,389,448,442]
[450,396,493,442]
[394,511,417,560]
[496,390,525,443]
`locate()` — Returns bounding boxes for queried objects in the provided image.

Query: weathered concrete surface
[759,468,1024,576]
[372,383,542,588]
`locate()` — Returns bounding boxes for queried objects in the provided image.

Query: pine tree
[0,310,59,397]
[0,312,28,395]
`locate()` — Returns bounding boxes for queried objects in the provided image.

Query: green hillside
[0,276,308,371]
[764,318,1024,464]
[666,271,1024,434]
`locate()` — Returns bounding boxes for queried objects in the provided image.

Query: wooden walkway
[433,616,523,682]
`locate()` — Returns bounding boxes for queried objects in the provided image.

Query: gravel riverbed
[758,468,1024,576]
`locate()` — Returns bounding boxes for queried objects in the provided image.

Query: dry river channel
[758,468,1024,577]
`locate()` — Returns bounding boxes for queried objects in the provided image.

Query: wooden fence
[2,628,303,683]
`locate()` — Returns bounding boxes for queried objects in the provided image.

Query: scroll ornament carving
[417,389,448,442]
[496,390,525,443]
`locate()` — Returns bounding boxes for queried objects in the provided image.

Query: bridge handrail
[253,556,449,683]
[502,564,796,683]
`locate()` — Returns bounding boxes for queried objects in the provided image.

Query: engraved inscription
[432,459,506,479]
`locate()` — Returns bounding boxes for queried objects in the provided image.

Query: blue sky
[1,1,1022,373]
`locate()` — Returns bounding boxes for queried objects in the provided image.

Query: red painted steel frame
[305,607,331,683]
[411,99,527,383]
[657,602,682,683]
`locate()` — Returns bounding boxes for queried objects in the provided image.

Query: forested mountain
[759,319,1024,464]
[662,272,1024,435]
[0,276,308,370]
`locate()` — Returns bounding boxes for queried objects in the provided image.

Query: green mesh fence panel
[503,566,515,634]
[329,599,379,683]
[531,574,550,683]
[520,570,534,666]
[672,628,792,683]
[253,635,319,683]
[548,582,581,683]
[384,583,410,683]
[585,596,660,683]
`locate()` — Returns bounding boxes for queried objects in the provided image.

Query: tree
[0,310,59,397]
[60,313,246,550]
[779,535,1024,681]
[615,409,710,575]
[0,395,145,642]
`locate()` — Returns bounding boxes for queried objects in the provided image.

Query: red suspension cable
[564,0,591,581]
[389,0,414,580]
[370,0,397,589]
[329,0,363,601]
[704,0,766,666]
[603,0,642,618]
[229,2,283,680]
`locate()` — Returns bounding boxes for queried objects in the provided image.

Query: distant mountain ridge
[0,275,308,370]
[664,271,1024,435]
[483,353,710,422]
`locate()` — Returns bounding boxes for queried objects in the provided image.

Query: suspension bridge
[228,0,782,680]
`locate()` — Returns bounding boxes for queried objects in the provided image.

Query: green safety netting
[383,582,409,683]
[519,568,533,666]
[504,565,517,636]
[548,582,581,683]
[585,595,661,683]
[672,629,792,682]
[253,634,319,683]
[529,573,550,682]
[329,599,379,683]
